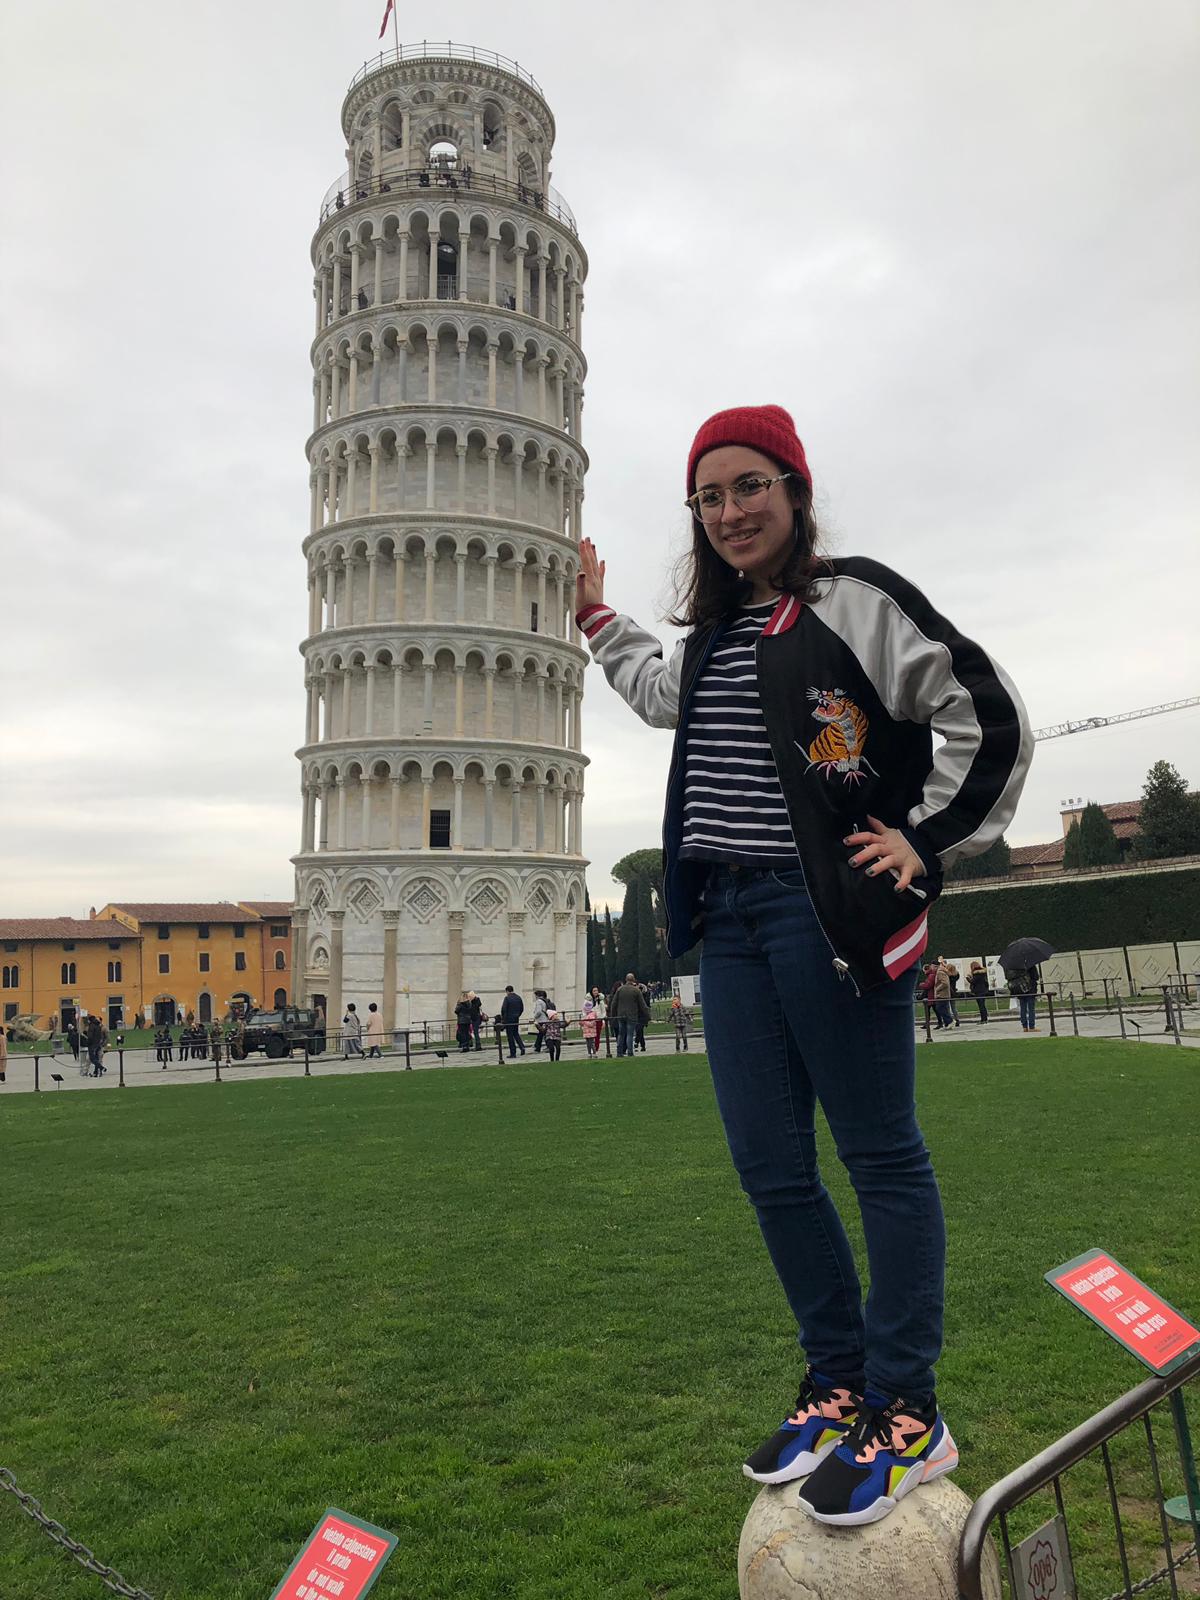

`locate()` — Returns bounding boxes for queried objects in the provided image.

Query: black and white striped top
[678,602,800,865]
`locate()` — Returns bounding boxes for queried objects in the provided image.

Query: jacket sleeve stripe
[818,561,1033,865]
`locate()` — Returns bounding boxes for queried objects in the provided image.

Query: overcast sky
[2,0,1197,917]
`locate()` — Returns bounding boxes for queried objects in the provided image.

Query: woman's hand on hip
[576,537,606,612]
[844,815,926,892]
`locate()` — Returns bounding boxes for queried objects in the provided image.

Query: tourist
[454,992,473,1053]
[543,1008,563,1061]
[343,1002,364,1058]
[1006,965,1039,1032]
[85,1013,108,1077]
[573,403,1031,1525]
[499,985,525,1057]
[467,991,487,1051]
[933,959,955,1029]
[635,981,650,1051]
[968,962,990,1023]
[670,995,692,1051]
[365,1002,385,1057]
[610,973,649,1058]
[580,999,601,1057]
[531,989,549,1051]
[66,1015,80,1062]
[945,959,962,1024]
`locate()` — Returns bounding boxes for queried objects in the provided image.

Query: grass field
[1,1040,1197,1599]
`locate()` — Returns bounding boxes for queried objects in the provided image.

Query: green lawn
[1,1041,1197,1599]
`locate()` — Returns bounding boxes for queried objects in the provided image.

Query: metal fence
[318,164,578,232]
[959,1351,1200,1599]
[917,983,1195,1046]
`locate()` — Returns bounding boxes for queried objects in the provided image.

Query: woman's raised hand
[576,537,606,612]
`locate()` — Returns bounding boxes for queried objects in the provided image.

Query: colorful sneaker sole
[798,1425,959,1526]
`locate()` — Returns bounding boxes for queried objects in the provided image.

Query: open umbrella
[999,937,1055,971]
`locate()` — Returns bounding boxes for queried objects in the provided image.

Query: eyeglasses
[685,472,794,524]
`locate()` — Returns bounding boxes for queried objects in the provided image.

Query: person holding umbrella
[1000,937,1053,1032]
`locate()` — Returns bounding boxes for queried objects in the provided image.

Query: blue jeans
[615,1018,637,1056]
[699,865,944,1404]
[1018,994,1037,1028]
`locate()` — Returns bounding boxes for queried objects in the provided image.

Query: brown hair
[667,473,829,627]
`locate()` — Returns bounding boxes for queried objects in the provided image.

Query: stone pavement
[3,1008,1194,1098]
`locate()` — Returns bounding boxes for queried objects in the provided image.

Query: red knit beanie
[686,404,812,497]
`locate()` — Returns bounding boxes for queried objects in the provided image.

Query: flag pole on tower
[379,0,398,52]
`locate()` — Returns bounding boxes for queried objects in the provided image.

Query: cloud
[1,0,1197,917]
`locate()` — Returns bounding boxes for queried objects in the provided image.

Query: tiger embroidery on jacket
[799,688,880,784]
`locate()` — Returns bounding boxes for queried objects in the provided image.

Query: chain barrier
[1099,1539,1196,1599]
[0,1467,156,1599]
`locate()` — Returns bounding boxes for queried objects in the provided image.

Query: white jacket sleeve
[577,606,683,730]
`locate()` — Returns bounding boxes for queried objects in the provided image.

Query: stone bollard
[739,1477,1001,1599]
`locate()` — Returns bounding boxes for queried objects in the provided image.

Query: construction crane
[1033,695,1200,742]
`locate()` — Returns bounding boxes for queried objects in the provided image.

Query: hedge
[929,867,1200,954]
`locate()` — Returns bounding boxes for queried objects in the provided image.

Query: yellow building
[1,918,143,1032]
[94,903,292,1026]
[1,904,294,1031]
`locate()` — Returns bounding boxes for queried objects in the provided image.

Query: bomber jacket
[578,557,1033,995]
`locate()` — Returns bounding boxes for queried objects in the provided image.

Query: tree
[1062,803,1121,869]
[945,837,1011,882]
[602,907,616,991]
[586,910,599,990]
[1134,761,1200,861]
[636,874,658,980]
[617,880,640,975]
[611,849,664,912]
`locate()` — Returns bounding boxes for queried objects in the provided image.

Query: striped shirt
[678,602,800,865]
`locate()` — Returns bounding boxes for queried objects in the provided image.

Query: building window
[530,601,539,633]
[158,925,170,940]
[270,924,288,937]
[62,941,76,951]
[2,942,16,953]
[233,924,245,938]
[4,1002,17,1022]
[159,954,170,975]
[274,987,288,1007]
[61,962,77,985]
[1,965,18,989]
[199,953,211,973]
[107,960,122,983]
[234,952,247,972]
[198,924,210,939]
[108,941,120,950]
[429,808,451,848]
[274,950,286,970]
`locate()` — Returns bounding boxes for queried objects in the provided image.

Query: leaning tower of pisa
[292,42,590,1033]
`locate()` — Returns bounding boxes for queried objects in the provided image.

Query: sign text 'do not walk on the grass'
[270,1508,397,1600]
[1046,1249,1200,1375]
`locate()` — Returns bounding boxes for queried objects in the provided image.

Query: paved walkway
[3,1007,1194,1098]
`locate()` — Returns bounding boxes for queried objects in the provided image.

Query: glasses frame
[685,471,795,523]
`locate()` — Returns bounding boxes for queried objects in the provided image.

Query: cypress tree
[1134,761,1200,860]
[1062,803,1121,868]
[617,880,640,975]
[602,907,616,991]
[636,874,657,980]
[946,836,1011,881]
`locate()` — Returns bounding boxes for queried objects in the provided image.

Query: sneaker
[796,1392,957,1526]
[743,1370,863,1485]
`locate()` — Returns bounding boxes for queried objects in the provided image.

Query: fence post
[495,1022,503,1065]
[1047,993,1058,1037]
[1117,996,1126,1039]
[603,1017,612,1057]
[404,1029,411,1070]
[1164,987,1182,1046]
[304,1042,311,1077]
[1070,993,1079,1037]
[34,1055,40,1093]
[214,1048,222,1083]
[118,1049,125,1088]
[922,1002,933,1043]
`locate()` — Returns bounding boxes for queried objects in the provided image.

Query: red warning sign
[1047,1250,1200,1375]
[270,1508,397,1600]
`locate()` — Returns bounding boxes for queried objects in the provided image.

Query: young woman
[575,404,1032,1526]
